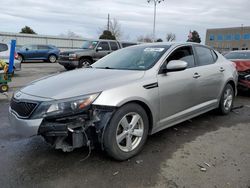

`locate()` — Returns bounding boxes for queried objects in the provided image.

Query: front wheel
[103,103,149,161]
[218,84,234,115]
[0,84,9,93]
[78,58,92,68]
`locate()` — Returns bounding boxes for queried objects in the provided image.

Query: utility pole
[107,14,110,31]
[147,0,165,42]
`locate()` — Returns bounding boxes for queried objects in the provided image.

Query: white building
[0,32,90,50]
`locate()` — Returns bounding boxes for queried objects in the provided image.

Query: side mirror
[0,43,8,52]
[25,48,29,51]
[96,46,102,52]
[166,60,188,72]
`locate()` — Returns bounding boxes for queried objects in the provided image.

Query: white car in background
[0,43,21,73]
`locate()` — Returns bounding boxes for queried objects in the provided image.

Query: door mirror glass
[0,43,8,52]
[26,48,29,51]
[166,60,188,72]
[96,46,102,51]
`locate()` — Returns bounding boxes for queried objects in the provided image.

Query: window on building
[217,34,223,41]
[209,35,215,41]
[243,33,250,40]
[224,34,232,41]
[234,34,241,40]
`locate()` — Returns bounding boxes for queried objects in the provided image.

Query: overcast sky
[0,0,249,42]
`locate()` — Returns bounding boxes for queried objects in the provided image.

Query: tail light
[14,52,19,60]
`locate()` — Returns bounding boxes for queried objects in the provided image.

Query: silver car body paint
[9,42,238,137]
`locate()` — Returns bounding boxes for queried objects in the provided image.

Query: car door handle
[219,67,225,72]
[193,73,201,79]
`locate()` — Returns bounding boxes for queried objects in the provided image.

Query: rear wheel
[18,54,24,62]
[48,54,57,63]
[218,84,234,115]
[78,58,92,68]
[0,84,9,93]
[103,103,149,161]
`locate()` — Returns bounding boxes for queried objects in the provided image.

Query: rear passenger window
[38,45,50,50]
[98,42,110,51]
[195,46,215,66]
[110,42,119,51]
[167,46,195,68]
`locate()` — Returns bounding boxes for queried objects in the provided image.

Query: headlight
[69,53,77,60]
[31,93,100,119]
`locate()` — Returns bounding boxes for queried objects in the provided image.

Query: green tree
[187,30,201,43]
[99,30,116,40]
[20,26,37,34]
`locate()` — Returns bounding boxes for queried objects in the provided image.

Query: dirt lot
[0,63,250,188]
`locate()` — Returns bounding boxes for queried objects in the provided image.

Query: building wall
[205,26,250,53]
[0,32,90,50]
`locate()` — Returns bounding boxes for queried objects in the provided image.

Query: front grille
[10,98,38,118]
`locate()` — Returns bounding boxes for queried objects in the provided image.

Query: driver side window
[167,46,195,68]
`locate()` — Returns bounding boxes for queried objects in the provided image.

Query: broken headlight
[31,93,100,119]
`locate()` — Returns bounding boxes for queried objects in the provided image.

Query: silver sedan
[9,42,237,160]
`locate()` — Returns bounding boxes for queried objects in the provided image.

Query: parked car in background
[58,39,122,70]
[224,50,250,90]
[120,42,137,48]
[9,42,237,160]
[0,43,21,73]
[17,44,60,63]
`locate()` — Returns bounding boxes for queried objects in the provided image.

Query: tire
[48,54,57,63]
[78,58,92,68]
[64,65,75,71]
[18,54,24,62]
[0,84,9,93]
[218,84,234,115]
[103,103,149,161]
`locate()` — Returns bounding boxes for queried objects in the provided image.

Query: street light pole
[148,0,164,42]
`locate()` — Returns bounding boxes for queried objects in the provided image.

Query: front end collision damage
[38,105,116,152]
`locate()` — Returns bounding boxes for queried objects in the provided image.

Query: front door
[157,45,198,128]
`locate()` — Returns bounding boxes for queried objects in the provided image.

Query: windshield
[92,45,170,70]
[225,51,250,60]
[82,41,98,49]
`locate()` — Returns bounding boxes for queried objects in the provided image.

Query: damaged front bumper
[9,104,115,152]
[9,107,43,138]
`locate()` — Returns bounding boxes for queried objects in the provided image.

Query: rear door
[192,45,224,105]
[37,45,50,59]
[109,41,119,52]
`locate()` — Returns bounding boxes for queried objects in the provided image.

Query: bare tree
[109,18,122,40]
[166,33,176,42]
[137,35,153,43]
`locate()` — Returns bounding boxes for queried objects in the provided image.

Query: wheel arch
[79,56,93,63]
[120,100,154,134]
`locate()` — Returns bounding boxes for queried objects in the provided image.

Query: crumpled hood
[21,68,145,100]
[231,59,250,72]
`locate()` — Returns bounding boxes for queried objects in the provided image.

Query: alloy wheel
[116,112,144,152]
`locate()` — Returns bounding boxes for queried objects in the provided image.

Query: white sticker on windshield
[144,48,165,52]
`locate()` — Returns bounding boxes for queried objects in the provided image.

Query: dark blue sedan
[17,45,60,63]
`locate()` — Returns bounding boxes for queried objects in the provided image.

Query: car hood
[60,49,91,54]
[20,68,145,100]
